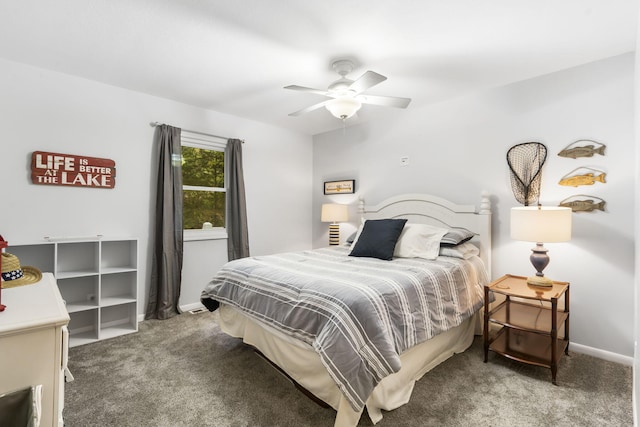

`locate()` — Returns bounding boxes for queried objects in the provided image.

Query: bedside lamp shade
[511,206,571,286]
[321,204,349,245]
[321,204,349,223]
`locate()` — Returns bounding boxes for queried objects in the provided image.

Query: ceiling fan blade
[288,100,331,117]
[349,71,387,94]
[357,94,412,109]
[284,85,329,96]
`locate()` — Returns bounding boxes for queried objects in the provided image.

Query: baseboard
[570,342,633,366]
[136,302,207,322]
[179,302,206,313]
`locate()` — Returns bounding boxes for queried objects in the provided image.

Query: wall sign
[31,151,116,189]
[324,179,355,195]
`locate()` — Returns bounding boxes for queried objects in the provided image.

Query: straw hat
[1,253,42,288]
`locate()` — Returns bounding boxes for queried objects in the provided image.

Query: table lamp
[510,205,572,287]
[321,203,349,245]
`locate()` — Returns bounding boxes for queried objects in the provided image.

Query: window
[181,131,227,240]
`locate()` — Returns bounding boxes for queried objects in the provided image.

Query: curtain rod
[150,122,243,143]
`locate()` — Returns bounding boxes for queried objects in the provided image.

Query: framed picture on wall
[324,179,355,195]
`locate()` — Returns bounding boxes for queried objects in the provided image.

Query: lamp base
[328,224,340,246]
[527,243,553,287]
[526,275,554,287]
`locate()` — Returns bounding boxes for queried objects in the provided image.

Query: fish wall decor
[558,139,606,159]
[558,167,606,187]
[559,195,606,212]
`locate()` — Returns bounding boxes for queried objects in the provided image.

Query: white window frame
[181,131,228,241]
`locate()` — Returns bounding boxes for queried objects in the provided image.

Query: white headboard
[360,192,492,278]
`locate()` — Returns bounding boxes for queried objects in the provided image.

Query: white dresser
[0,273,70,427]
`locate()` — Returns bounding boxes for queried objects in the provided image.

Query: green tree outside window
[182,146,225,229]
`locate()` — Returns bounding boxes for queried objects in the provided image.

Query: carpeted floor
[64,311,633,426]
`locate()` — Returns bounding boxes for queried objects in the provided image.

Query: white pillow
[438,242,480,259]
[393,223,448,260]
[349,218,366,249]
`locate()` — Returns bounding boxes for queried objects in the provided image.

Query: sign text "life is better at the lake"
[31,151,116,189]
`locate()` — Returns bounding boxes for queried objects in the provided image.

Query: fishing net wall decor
[506,142,547,206]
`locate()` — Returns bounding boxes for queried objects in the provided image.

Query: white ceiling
[0,0,636,136]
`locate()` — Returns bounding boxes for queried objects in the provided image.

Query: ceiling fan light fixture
[285,60,411,119]
[325,97,361,120]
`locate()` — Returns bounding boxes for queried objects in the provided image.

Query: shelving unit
[8,237,138,347]
[483,274,570,384]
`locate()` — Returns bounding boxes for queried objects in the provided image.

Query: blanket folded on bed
[201,246,487,412]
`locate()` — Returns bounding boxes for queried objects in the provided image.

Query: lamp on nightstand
[321,204,349,246]
[510,205,572,287]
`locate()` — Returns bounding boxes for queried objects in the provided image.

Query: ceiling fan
[285,59,412,121]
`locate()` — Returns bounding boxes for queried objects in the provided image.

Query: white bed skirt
[217,304,478,427]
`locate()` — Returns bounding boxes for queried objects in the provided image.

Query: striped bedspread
[201,246,488,411]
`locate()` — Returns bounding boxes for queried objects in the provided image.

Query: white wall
[313,53,635,359]
[0,58,313,316]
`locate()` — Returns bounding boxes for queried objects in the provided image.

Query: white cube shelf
[7,237,138,347]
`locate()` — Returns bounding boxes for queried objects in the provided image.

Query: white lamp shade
[321,203,349,223]
[511,206,572,243]
[325,97,362,120]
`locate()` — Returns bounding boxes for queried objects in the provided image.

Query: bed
[201,193,492,426]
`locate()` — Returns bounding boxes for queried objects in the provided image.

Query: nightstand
[483,274,570,384]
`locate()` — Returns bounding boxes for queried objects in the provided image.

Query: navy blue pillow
[349,219,408,260]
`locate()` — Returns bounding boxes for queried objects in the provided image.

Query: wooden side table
[483,274,570,384]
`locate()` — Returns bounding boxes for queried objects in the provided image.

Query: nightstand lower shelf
[489,328,568,369]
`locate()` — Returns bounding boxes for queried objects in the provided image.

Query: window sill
[184,229,228,242]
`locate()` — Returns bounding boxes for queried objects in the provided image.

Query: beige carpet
[64,311,633,426]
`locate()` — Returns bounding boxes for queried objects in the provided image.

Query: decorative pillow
[440,227,475,247]
[349,219,407,260]
[393,223,448,260]
[439,242,480,259]
[345,231,357,244]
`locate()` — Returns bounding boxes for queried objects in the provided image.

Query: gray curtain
[226,139,250,260]
[146,124,183,320]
